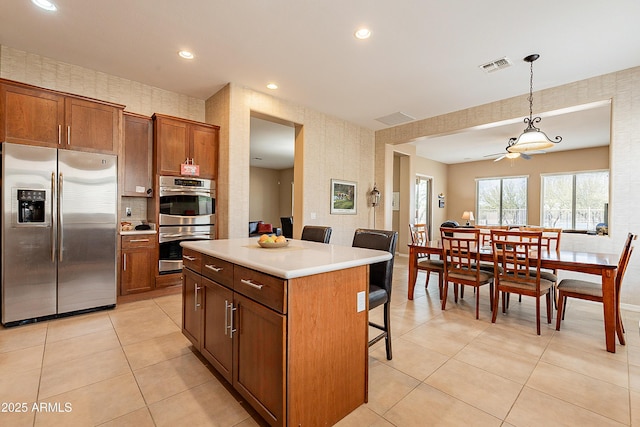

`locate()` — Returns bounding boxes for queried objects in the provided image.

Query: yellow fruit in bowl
[258,234,269,243]
[275,235,286,243]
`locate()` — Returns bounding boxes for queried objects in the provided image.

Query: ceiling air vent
[375,111,416,126]
[479,57,512,73]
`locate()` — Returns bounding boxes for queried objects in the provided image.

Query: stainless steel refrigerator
[1,142,117,326]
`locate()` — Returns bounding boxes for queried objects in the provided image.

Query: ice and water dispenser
[17,189,46,223]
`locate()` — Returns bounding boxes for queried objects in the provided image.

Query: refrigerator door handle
[58,172,64,262]
[58,125,62,145]
[51,172,56,262]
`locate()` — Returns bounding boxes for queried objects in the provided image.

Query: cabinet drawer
[234,266,286,314]
[122,234,156,249]
[182,248,202,273]
[202,254,234,288]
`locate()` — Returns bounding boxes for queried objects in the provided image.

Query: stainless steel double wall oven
[158,176,215,274]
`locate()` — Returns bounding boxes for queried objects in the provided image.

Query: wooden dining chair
[490,229,553,335]
[556,233,637,345]
[440,227,493,319]
[410,223,444,299]
[520,227,562,308]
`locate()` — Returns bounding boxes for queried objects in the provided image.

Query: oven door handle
[159,189,212,198]
[159,233,211,242]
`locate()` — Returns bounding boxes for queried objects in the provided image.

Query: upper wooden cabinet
[153,113,219,179]
[0,79,123,154]
[122,112,153,197]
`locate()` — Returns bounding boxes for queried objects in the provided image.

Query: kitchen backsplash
[121,197,148,222]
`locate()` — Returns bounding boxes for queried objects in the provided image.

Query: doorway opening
[415,175,433,239]
[249,113,295,237]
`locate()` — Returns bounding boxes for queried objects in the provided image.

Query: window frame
[475,175,529,226]
[540,169,610,230]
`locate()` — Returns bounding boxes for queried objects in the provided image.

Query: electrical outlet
[125,207,132,217]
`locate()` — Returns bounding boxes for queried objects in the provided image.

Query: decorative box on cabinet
[120,234,157,295]
[152,113,219,179]
[122,112,153,197]
[0,79,123,154]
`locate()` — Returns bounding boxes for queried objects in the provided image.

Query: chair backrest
[440,227,482,279]
[300,225,332,243]
[616,233,637,295]
[520,226,561,252]
[409,223,428,245]
[352,229,398,295]
[280,217,293,239]
[475,225,508,246]
[491,229,543,287]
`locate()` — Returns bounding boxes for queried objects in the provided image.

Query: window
[542,171,609,230]
[476,176,528,226]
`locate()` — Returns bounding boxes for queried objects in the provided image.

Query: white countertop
[181,238,392,279]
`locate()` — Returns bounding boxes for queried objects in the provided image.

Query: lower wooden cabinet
[182,249,285,426]
[181,247,368,427]
[120,234,157,295]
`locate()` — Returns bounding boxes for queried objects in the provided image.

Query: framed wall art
[330,179,357,214]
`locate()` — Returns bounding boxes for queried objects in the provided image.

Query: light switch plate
[357,291,366,312]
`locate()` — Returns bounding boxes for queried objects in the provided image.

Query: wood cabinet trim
[0,78,125,110]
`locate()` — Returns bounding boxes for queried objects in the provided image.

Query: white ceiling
[250,117,295,169]
[2,0,638,164]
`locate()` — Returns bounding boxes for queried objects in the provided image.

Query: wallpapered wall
[206,83,377,246]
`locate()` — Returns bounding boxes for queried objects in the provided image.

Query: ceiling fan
[486,137,544,162]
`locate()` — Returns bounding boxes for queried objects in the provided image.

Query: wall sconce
[370,184,381,226]
[369,184,380,207]
[462,211,475,226]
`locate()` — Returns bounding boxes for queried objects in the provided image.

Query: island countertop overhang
[181,238,392,279]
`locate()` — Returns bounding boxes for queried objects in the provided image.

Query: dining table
[408,241,621,353]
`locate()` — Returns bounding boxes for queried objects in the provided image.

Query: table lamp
[462,211,474,226]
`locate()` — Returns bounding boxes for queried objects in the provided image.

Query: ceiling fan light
[505,152,520,159]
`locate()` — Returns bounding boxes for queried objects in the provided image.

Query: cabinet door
[65,97,120,154]
[233,293,286,426]
[201,277,234,382]
[121,248,154,295]
[182,268,202,347]
[154,116,189,176]
[190,124,218,179]
[122,113,152,196]
[0,83,64,147]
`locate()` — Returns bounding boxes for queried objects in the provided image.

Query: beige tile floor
[2,255,640,426]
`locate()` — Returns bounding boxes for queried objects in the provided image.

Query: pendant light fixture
[507,54,562,153]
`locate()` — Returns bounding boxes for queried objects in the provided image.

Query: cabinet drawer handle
[195,284,201,310]
[229,301,237,338]
[240,279,264,290]
[123,253,127,271]
[183,255,196,261]
[67,125,71,145]
[129,238,149,243]
[205,264,222,272]
[58,125,62,145]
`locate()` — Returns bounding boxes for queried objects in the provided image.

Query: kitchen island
[180,238,391,427]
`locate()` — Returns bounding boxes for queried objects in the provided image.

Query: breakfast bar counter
[180,238,391,426]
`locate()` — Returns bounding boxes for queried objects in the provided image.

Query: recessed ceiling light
[178,50,194,59]
[266,83,278,90]
[354,28,371,40]
[32,0,57,11]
